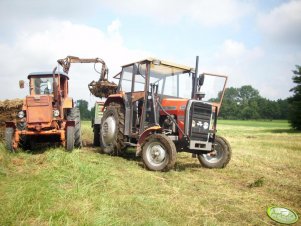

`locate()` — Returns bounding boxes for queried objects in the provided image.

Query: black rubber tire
[197,135,232,168]
[66,126,75,151]
[93,124,100,146]
[100,102,125,155]
[5,127,15,152]
[67,108,82,148]
[20,135,31,150]
[141,134,177,172]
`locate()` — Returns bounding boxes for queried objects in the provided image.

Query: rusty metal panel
[26,96,50,107]
[26,96,52,123]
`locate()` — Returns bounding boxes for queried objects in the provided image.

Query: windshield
[32,77,54,95]
[149,64,192,99]
[119,64,147,93]
[199,74,227,103]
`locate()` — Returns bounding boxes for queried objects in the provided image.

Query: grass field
[0,120,300,225]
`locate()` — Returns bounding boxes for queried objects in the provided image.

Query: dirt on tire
[0,99,23,139]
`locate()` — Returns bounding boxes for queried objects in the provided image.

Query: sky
[0,0,300,106]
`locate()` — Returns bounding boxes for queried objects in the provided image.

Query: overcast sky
[0,0,300,105]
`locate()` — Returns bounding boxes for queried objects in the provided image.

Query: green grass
[0,120,300,225]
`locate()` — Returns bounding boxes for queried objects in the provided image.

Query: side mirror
[198,74,204,86]
[19,80,25,89]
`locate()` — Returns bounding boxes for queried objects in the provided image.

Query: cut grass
[0,120,300,225]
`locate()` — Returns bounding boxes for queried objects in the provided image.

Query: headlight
[203,122,209,130]
[53,109,60,117]
[18,111,25,118]
[192,120,196,127]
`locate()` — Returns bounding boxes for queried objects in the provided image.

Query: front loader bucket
[88,80,118,98]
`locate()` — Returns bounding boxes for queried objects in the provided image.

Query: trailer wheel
[66,126,75,151]
[197,135,231,168]
[141,134,176,171]
[5,127,15,152]
[100,102,125,155]
[67,108,82,148]
[93,124,100,146]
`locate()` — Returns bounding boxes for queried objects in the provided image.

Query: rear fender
[136,126,162,156]
[103,94,124,108]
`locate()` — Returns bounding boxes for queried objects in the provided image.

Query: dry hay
[0,99,23,138]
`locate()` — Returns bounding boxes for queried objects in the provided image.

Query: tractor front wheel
[66,126,75,151]
[141,134,177,171]
[5,127,15,152]
[197,135,231,168]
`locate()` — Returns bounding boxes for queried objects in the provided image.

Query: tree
[76,99,91,120]
[216,85,288,120]
[288,65,301,130]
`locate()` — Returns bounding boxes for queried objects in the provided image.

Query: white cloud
[207,39,300,100]
[0,19,151,106]
[214,39,264,65]
[105,0,253,26]
[257,0,301,45]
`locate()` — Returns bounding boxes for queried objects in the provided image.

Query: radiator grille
[189,102,212,141]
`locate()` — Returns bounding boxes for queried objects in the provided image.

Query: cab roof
[27,71,69,79]
[121,57,193,72]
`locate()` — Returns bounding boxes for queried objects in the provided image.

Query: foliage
[76,99,91,120]
[288,65,301,130]
[215,85,288,120]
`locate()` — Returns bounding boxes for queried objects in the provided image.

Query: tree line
[212,85,289,120]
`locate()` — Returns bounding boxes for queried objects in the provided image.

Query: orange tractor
[5,68,82,151]
[97,57,232,171]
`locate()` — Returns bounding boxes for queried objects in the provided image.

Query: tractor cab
[27,72,69,98]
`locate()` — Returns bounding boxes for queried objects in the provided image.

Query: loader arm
[57,56,108,81]
[57,56,117,98]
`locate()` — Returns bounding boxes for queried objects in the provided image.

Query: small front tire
[66,126,75,151]
[141,134,177,171]
[197,135,231,168]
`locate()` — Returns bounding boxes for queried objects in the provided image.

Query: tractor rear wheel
[93,124,100,146]
[197,135,231,168]
[141,134,177,171]
[5,127,15,152]
[67,108,82,148]
[66,126,75,151]
[100,102,125,155]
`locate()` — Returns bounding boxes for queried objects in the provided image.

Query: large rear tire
[100,102,125,155]
[197,135,231,168]
[5,127,15,152]
[66,126,75,151]
[141,134,177,172]
[67,108,82,148]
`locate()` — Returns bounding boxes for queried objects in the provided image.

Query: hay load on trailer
[0,99,23,138]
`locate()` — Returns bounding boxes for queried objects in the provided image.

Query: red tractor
[97,57,232,171]
[5,68,82,151]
